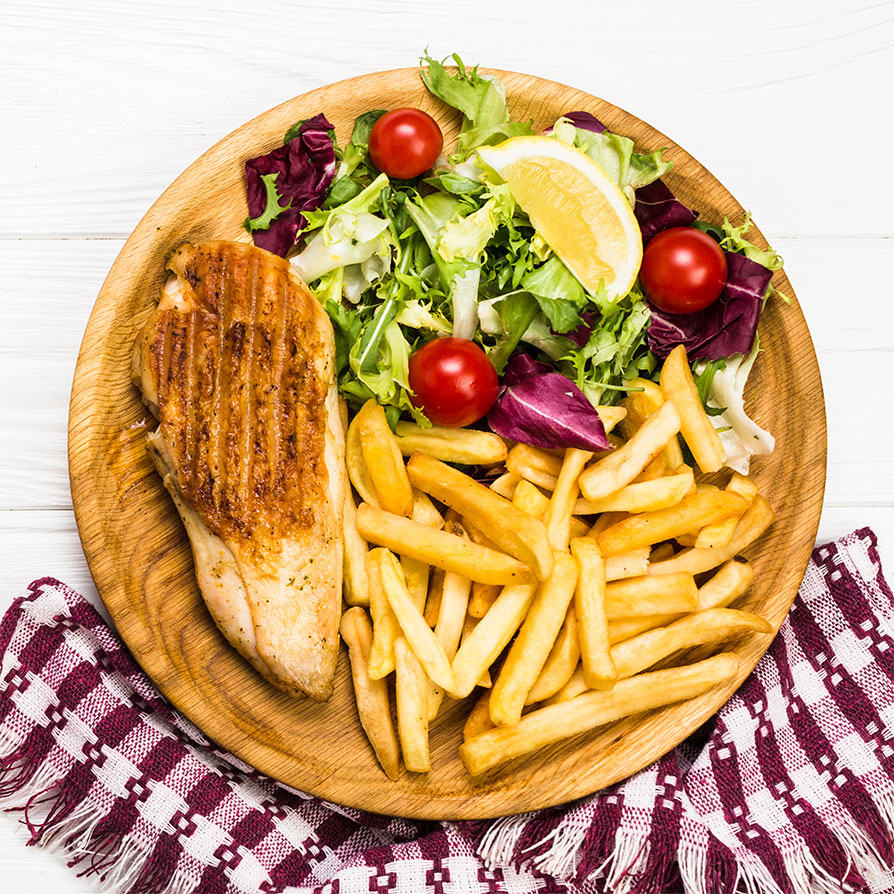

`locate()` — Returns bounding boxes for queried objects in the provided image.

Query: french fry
[579,400,681,502]
[450,583,539,698]
[460,653,739,775]
[607,614,682,644]
[513,479,550,519]
[650,542,676,562]
[379,551,456,692]
[544,666,588,705]
[633,454,667,483]
[356,399,413,517]
[346,413,380,508]
[463,518,502,553]
[605,548,650,581]
[570,538,617,690]
[357,504,535,585]
[659,345,725,474]
[596,405,628,434]
[648,496,775,577]
[587,511,628,538]
[424,567,445,627]
[605,559,755,644]
[394,422,508,465]
[489,552,579,726]
[343,485,370,606]
[401,555,430,612]
[411,488,444,529]
[526,608,581,704]
[468,582,501,619]
[604,573,698,617]
[697,559,754,610]
[460,616,492,687]
[611,608,772,680]
[464,689,496,741]
[428,559,473,719]
[489,472,521,499]
[407,452,554,581]
[597,490,749,556]
[569,517,590,540]
[695,474,756,549]
[506,444,560,491]
[545,448,594,551]
[623,377,685,468]
[574,468,694,515]
[394,637,430,773]
[366,549,401,680]
[340,608,400,780]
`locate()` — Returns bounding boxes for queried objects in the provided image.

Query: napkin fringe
[476,785,894,893]
[0,728,194,894]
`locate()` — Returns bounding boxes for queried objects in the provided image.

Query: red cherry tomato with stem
[368,108,444,180]
[640,227,728,314]
[408,337,498,427]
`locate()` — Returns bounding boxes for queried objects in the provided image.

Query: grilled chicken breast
[133,240,345,701]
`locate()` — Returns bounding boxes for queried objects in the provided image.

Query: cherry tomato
[408,337,499,427]
[640,227,728,314]
[368,108,444,180]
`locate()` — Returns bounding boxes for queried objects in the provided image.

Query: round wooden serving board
[69,67,826,819]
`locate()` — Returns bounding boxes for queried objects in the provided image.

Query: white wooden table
[2,0,892,888]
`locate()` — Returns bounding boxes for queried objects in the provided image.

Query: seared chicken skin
[133,241,345,701]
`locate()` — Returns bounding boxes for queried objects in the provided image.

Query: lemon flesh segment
[478,137,643,299]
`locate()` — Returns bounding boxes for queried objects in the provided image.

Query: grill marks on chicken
[135,241,344,701]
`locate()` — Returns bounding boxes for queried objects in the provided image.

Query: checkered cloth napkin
[2,529,894,894]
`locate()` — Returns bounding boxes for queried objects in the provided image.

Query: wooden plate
[68,67,826,819]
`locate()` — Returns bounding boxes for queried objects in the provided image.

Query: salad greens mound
[241,52,785,473]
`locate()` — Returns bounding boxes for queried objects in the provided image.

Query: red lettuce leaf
[245,113,336,257]
[634,180,697,244]
[488,355,613,451]
[557,111,607,133]
[646,252,772,360]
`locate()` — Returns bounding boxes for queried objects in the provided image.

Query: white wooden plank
[2,237,891,509]
[1,0,892,237]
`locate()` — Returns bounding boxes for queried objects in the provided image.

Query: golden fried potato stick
[343,485,370,607]
[597,490,749,556]
[605,549,651,582]
[648,496,775,577]
[579,400,682,502]
[340,608,400,780]
[570,538,617,690]
[489,552,579,726]
[525,608,581,704]
[450,583,539,699]
[407,452,554,580]
[611,608,772,679]
[346,412,380,508]
[695,473,757,549]
[411,488,444,529]
[424,567,445,627]
[357,504,535,585]
[544,666,588,705]
[394,637,430,773]
[513,479,550,519]
[460,616,492,688]
[356,399,413,517]
[575,468,694,515]
[468,582,502,619]
[506,444,561,491]
[596,405,628,434]
[460,653,739,774]
[545,448,594,551]
[366,549,401,680]
[659,345,725,474]
[604,573,698,617]
[379,550,456,692]
[622,377,685,469]
[394,422,508,465]
[489,472,521,499]
[464,689,496,741]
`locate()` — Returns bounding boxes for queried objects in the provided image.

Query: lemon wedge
[477,136,642,299]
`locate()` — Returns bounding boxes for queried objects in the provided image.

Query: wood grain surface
[68,67,825,819]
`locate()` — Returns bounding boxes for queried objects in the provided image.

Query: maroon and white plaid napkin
[2,528,893,894]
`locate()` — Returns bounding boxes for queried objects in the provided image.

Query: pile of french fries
[339,344,776,778]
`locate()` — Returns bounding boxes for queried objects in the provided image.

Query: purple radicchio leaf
[488,355,613,452]
[244,113,337,257]
[646,252,773,361]
[634,179,697,244]
[563,309,597,348]
[543,110,607,135]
